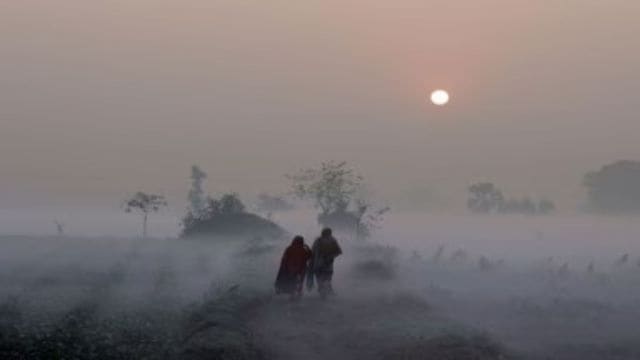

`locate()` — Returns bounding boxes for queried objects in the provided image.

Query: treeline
[120,159,640,238]
[467,182,555,215]
[467,160,640,216]
[123,162,389,240]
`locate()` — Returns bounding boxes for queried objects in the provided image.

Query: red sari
[275,237,312,295]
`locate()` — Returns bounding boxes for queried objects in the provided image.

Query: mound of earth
[181,213,287,240]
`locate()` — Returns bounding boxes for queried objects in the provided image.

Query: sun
[430,89,450,106]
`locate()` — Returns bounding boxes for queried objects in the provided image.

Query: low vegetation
[181,193,286,239]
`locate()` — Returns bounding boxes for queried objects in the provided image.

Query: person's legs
[315,272,325,295]
[293,274,304,300]
[325,271,335,295]
[316,271,334,298]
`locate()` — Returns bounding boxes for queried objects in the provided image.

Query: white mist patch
[2,214,640,359]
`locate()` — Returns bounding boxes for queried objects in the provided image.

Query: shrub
[181,193,286,240]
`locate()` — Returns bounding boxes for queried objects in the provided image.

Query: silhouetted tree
[583,160,640,213]
[467,182,504,214]
[469,182,555,215]
[500,197,537,215]
[519,197,537,215]
[537,199,556,214]
[288,161,362,215]
[500,197,555,215]
[498,198,518,214]
[187,165,207,217]
[124,192,167,238]
[289,161,388,239]
[204,193,246,216]
[352,198,390,240]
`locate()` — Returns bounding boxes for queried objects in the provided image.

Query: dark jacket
[310,235,342,273]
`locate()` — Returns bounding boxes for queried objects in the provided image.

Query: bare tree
[353,197,390,240]
[124,192,167,238]
[188,165,208,217]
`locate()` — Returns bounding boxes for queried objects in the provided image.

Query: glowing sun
[430,89,450,106]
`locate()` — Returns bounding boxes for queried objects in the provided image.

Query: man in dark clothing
[309,228,342,298]
[275,235,312,300]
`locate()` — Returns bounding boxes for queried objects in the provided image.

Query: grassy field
[1,232,640,359]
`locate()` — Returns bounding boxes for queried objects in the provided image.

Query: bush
[351,244,398,280]
[182,193,287,239]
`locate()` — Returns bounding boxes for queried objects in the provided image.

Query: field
[2,215,640,359]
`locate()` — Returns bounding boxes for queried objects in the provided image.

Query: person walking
[275,235,312,300]
[309,228,342,298]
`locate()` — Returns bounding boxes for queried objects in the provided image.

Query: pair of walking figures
[274,228,342,300]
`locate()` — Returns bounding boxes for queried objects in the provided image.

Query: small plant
[124,192,167,238]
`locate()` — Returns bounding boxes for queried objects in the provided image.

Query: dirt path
[249,291,446,360]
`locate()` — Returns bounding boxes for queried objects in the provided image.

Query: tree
[503,197,537,215]
[289,161,388,239]
[353,198,390,240]
[468,181,555,215]
[187,165,208,217]
[204,193,246,217]
[537,199,556,214]
[583,160,640,213]
[124,192,167,238]
[288,161,363,215]
[467,182,504,214]
[519,197,537,215]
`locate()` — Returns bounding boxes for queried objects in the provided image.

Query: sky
[1,0,640,216]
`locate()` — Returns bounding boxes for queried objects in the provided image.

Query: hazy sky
[2,0,639,212]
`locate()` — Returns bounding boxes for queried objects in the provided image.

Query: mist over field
[2,212,640,359]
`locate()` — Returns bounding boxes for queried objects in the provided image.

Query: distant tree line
[121,159,640,239]
[583,160,640,213]
[467,160,640,215]
[467,182,555,215]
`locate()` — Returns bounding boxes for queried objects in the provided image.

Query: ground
[2,234,640,360]
[251,288,513,360]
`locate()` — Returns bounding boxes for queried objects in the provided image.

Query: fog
[2,214,640,359]
[2,0,640,213]
[2,0,640,359]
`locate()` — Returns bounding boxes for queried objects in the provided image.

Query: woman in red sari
[275,235,312,300]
